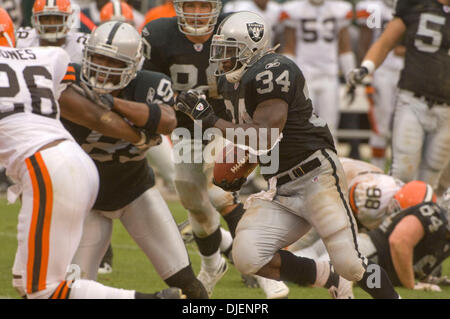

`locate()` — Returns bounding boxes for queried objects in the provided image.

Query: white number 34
[256,70,291,94]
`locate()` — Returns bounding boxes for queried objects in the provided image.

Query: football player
[347,0,450,190]
[355,0,405,170]
[15,0,88,65]
[64,21,208,299]
[223,0,283,45]
[99,0,135,25]
[0,8,183,299]
[141,0,258,298]
[292,181,449,291]
[175,11,400,299]
[281,0,356,140]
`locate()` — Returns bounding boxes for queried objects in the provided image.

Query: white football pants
[391,90,450,189]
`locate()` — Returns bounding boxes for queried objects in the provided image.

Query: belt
[413,93,447,107]
[276,157,321,186]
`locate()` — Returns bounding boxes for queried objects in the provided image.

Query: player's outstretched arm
[388,215,424,289]
[347,18,406,87]
[112,99,177,135]
[59,85,141,144]
[364,18,406,69]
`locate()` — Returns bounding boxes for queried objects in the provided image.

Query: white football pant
[391,90,450,189]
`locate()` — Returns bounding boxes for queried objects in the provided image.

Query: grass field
[1,197,449,299]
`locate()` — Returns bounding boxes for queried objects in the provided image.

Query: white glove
[413,282,442,292]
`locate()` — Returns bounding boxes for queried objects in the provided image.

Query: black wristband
[143,103,162,135]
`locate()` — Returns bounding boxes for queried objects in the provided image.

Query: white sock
[199,249,222,273]
[313,260,331,287]
[219,228,233,253]
[69,279,135,299]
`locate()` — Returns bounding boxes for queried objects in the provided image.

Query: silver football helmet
[81,21,142,93]
[173,0,222,36]
[210,11,271,83]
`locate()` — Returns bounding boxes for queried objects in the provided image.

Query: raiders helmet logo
[247,22,264,43]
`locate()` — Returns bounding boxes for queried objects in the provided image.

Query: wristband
[144,103,162,135]
[361,60,376,75]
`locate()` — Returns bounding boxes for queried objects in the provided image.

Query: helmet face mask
[210,35,251,76]
[209,11,271,83]
[32,0,73,42]
[174,0,222,36]
[81,21,142,93]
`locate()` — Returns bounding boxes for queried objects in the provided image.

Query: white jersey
[0,46,75,182]
[282,0,352,77]
[340,158,404,230]
[223,1,282,39]
[15,27,89,64]
[356,0,404,72]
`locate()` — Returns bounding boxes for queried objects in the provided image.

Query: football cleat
[328,276,354,299]
[98,262,113,275]
[197,256,228,298]
[177,219,194,244]
[155,287,186,299]
[255,276,290,299]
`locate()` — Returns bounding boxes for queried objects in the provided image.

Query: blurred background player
[78,0,144,33]
[281,0,356,141]
[141,0,289,299]
[355,0,405,170]
[15,0,88,64]
[65,21,208,299]
[0,8,183,299]
[100,0,135,25]
[140,0,175,31]
[347,0,450,190]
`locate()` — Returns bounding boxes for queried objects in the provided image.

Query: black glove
[213,177,247,192]
[70,82,114,111]
[134,130,162,151]
[346,66,369,87]
[175,90,219,129]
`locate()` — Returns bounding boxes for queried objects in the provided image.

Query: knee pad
[175,180,213,217]
[207,183,238,212]
[325,229,366,282]
[232,231,268,276]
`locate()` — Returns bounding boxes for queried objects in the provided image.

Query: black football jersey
[141,15,230,137]
[394,0,450,104]
[217,53,335,178]
[369,202,450,285]
[62,64,175,211]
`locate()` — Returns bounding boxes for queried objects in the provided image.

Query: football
[213,143,258,184]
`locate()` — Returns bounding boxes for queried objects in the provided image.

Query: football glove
[134,131,162,151]
[175,90,219,129]
[346,66,369,87]
[213,177,247,192]
[70,82,114,111]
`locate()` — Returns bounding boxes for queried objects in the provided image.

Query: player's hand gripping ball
[213,143,258,192]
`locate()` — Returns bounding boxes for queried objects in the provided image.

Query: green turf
[0,198,449,299]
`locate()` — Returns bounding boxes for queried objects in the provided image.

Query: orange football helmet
[0,8,15,48]
[387,181,437,214]
[100,0,134,25]
[32,0,73,42]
